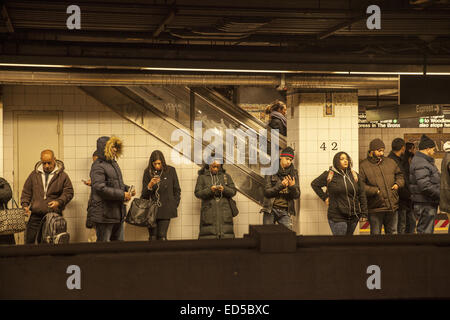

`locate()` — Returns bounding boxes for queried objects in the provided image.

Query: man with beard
[360,139,404,235]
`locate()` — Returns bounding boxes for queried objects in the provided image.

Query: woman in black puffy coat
[88,136,135,242]
[311,152,368,235]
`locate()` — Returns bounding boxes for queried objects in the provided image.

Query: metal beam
[1,4,14,33]
[153,8,176,38]
[317,15,365,40]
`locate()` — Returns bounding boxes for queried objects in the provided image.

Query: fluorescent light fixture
[0,63,71,68]
[140,67,299,73]
[331,71,450,75]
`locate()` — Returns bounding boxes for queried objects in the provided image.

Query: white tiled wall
[2,85,262,243]
[288,92,359,235]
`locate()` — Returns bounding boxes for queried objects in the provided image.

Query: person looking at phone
[260,147,300,229]
[21,149,74,244]
[141,150,181,241]
[194,151,237,239]
[88,136,135,242]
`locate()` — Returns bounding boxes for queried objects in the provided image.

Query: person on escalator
[359,139,404,235]
[265,100,287,137]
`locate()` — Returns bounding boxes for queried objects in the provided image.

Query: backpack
[36,212,70,244]
[0,178,12,204]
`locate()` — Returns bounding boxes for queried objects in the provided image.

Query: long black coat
[141,165,181,219]
[440,152,450,213]
[410,151,440,204]
[388,151,412,206]
[311,168,368,222]
[88,136,129,224]
[268,117,286,136]
[194,167,236,239]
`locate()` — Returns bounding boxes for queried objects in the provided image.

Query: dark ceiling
[0,0,449,73]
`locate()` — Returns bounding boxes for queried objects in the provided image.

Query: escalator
[79,85,286,205]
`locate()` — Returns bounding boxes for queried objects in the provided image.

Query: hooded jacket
[410,150,440,204]
[260,164,300,216]
[311,166,368,222]
[87,136,129,224]
[440,142,450,213]
[194,166,237,239]
[359,152,405,214]
[21,159,74,215]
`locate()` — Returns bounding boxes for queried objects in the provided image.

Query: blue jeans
[95,223,124,242]
[328,219,358,235]
[368,211,398,235]
[413,203,437,234]
[263,208,292,230]
[404,204,416,234]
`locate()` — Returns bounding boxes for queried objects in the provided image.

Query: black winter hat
[418,134,436,150]
[280,147,295,159]
[369,138,385,151]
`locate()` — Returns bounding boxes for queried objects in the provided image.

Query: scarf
[271,111,287,127]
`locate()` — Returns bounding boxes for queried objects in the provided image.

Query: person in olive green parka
[194,154,237,239]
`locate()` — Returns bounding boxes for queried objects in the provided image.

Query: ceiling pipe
[0,70,398,89]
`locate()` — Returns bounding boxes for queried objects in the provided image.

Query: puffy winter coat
[311,167,368,222]
[409,151,440,204]
[260,165,300,216]
[21,160,73,216]
[359,153,404,214]
[87,136,129,224]
[194,166,236,239]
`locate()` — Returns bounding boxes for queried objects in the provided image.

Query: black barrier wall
[1,225,450,299]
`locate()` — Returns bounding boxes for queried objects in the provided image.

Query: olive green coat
[194,167,236,239]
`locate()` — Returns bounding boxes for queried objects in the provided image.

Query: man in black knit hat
[260,146,300,229]
[409,134,441,234]
[360,138,404,234]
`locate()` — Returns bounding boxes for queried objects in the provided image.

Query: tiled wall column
[287,91,359,235]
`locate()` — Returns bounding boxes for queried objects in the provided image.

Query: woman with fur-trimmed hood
[88,136,135,242]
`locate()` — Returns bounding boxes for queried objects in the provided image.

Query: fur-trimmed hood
[34,159,65,174]
[96,136,123,161]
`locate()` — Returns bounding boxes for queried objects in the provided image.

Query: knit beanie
[280,147,295,159]
[369,138,385,151]
[418,134,436,150]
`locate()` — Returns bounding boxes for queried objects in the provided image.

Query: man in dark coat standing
[440,141,450,234]
[410,134,440,234]
[359,139,404,235]
[260,146,300,229]
[88,136,135,242]
[21,150,74,244]
[388,138,411,234]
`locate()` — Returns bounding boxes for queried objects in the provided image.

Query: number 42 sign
[320,142,338,151]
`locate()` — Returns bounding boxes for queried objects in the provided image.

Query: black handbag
[125,198,157,228]
[228,198,239,217]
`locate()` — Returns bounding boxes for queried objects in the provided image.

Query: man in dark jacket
[410,134,441,234]
[21,150,74,244]
[440,141,450,234]
[388,138,411,234]
[88,136,135,242]
[360,139,404,235]
[261,147,300,229]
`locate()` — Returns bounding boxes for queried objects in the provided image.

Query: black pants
[147,219,170,240]
[25,213,45,244]
[369,211,398,235]
[0,234,15,245]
